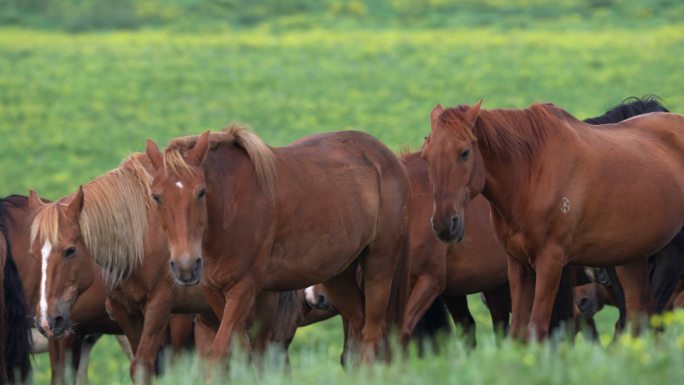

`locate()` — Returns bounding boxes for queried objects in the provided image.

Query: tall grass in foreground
[153,312,684,385]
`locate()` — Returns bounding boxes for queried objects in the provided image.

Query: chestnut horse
[422,100,684,339]
[29,154,304,383]
[28,155,217,383]
[146,127,411,362]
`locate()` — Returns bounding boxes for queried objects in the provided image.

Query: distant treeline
[0,0,681,32]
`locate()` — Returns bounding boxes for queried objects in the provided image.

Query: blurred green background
[0,0,682,384]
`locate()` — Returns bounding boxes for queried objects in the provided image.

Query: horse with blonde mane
[29,154,305,383]
[422,100,684,339]
[146,126,411,362]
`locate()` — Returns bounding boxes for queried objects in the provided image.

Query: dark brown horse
[2,194,122,385]
[146,126,411,362]
[422,100,684,339]
[0,201,31,384]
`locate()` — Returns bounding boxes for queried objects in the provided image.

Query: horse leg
[75,334,101,385]
[650,232,684,312]
[48,338,66,385]
[194,314,218,358]
[208,280,256,360]
[400,273,444,343]
[508,257,535,339]
[129,293,174,384]
[115,335,134,361]
[615,258,653,334]
[169,314,194,360]
[321,263,365,362]
[605,267,627,337]
[528,245,565,340]
[442,295,476,347]
[483,283,511,338]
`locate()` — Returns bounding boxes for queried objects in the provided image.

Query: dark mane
[0,196,32,383]
[439,103,566,162]
[584,95,669,125]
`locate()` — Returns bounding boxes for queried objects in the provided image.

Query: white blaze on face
[305,286,317,306]
[175,181,184,189]
[39,240,52,328]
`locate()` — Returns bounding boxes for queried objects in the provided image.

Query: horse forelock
[438,103,563,162]
[165,124,277,199]
[30,202,60,249]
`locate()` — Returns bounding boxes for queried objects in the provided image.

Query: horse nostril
[50,315,66,332]
[451,216,460,232]
[578,298,590,310]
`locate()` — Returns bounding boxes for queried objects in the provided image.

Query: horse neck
[476,140,551,224]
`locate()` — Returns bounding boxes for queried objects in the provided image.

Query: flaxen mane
[438,103,569,161]
[31,154,152,290]
[166,123,277,198]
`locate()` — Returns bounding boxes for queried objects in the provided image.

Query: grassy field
[1,1,684,384]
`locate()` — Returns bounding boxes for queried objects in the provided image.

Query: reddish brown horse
[28,155,217,383]
[146,126,411,362]
[399,152,510,339]
[422,101,684,339]
[29,154,306,383]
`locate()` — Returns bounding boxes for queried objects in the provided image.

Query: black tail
[584,95,669,125]
[2,236,32,383]
[411,297,451,349]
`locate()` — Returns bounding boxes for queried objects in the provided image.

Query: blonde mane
[31,154,152,290]
[166,123,277,198]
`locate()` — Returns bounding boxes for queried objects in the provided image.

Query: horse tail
[549,265,574,337]
[386,234,411,336]
[1,231,32,383]
[271,291,303,347]
[411,297,451,343]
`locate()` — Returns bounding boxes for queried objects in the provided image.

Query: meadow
[1,0,684,384]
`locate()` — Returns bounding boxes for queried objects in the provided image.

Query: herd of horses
[2,96,684,384]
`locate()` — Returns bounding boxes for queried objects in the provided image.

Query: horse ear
[28,190,45,211]
[65,185,85,220]
[146,139,163,171]
[430,104,444,124]
[465,99,483,126]
[186,131,210,167]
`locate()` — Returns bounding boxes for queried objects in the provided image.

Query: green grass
[1,26,683,197]
[2,6,684,385]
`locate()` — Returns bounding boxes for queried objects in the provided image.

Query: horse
[422,99,684,339]
[1,194,128,385]
[28,154,305,383]
[0,206,31,384]
[146,126,412,363]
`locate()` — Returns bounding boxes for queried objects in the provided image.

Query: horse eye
[64,247,76,259]
[152,194,162,205]
[460,149,470,161]
[197,188,207,200]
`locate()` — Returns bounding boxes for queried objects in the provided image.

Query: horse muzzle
[433,215,465,243]
[35,312,70,339]
[169,256,203,286]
